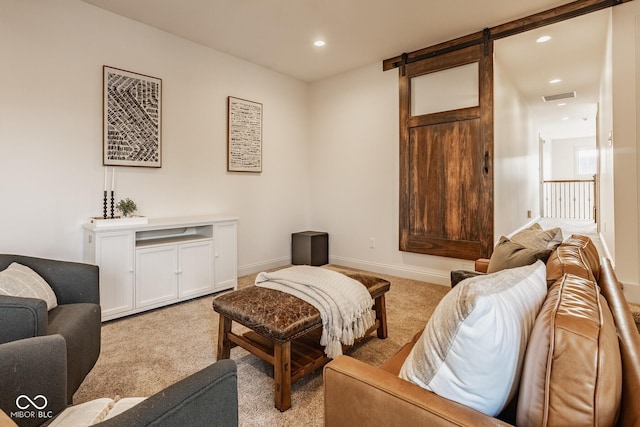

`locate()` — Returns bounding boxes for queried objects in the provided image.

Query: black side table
[291,231,328,266]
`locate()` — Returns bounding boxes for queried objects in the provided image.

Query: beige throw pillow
[487,237,552,273]
[0,262,58,310]
[511,224,563,251]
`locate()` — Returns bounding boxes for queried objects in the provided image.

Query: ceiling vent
[542,91,577,102]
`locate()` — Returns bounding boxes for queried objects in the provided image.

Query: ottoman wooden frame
[212,272,390,411]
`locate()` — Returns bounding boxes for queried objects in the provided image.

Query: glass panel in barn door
[410,62,479,116]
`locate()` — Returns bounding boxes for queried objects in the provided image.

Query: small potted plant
[116,198,137,217]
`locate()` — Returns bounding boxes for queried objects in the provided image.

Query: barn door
[399,43,493,260]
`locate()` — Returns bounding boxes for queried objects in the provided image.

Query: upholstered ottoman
[212,272,390,411]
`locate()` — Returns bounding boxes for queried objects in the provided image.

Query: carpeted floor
[73,266,450,426]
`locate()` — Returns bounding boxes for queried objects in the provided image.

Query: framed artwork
[103,66,162,167]
[227,96,263,172]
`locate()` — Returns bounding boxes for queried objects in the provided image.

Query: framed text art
[103,66,162,167]
[227,96,262,172]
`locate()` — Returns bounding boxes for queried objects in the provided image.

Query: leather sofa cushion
[545,234,600,285]
[546,243,596,285]
[516,274,622,427]
[563,234,600,280]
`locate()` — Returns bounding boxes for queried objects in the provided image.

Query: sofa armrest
[324,356,511,427]
[96,359,238,427]
[0,255,99,305]
[598,258,640,426]
[475,258,490,273]
[0,295,48,344]
[0,335,68,427]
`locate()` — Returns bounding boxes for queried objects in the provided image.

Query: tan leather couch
[324,235,640,426]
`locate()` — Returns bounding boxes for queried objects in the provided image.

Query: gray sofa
[0,254,101,403]
[0,335,239,426]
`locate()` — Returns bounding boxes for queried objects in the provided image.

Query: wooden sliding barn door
[399,43,493,260]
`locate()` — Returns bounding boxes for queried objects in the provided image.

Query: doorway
[493,9,610,235]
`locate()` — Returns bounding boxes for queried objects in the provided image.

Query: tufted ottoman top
[212,272,390,343]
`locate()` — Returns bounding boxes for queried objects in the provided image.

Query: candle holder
[110,191,115,219]
[103,191,108,219]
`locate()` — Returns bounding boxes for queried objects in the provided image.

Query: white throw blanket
[255,266,375,358]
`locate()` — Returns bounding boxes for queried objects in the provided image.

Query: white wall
[546,136,596,180]
[0,0,311,274]
[493,56,541,238]
[598,10,615,261]
[308,64,478,284]
[612,0,640,302]
[307,56,542,284]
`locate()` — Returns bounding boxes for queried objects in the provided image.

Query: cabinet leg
[217,315,232,360]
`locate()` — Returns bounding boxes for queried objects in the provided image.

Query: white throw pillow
[48,398,113,426]
[399,261,547,416]
[48,397,146,426]
[0,263,58,310]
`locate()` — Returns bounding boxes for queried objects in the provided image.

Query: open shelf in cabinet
[135,225,214,248]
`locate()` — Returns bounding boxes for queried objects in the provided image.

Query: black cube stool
[291,231,328,266]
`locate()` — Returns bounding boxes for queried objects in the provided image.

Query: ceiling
[495,10,609,140]
[81,0,610,140]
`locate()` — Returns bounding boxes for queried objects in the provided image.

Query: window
[577,148,597,176]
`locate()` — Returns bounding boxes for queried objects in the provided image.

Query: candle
[104,168,107,191]
[111,167,115,192]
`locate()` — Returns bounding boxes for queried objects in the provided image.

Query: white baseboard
[329,256,451,287]
[238,256,290,277]
[622,281,640,304]
[598,231,614,262]
[239,255,453,288]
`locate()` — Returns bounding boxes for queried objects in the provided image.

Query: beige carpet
[74,266,450,426]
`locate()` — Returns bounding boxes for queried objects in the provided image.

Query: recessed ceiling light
[557,102,567,106]
[536,35,552,43]
[313,40,326,47]
[561,117,570,121]
[549,78,562,84]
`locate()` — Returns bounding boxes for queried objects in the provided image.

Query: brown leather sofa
[324,235,640,426]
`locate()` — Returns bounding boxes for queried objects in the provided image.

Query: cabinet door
[214,221,238,290]
[178,240,214,298]
[95,231,135,320]
[136,245,179,309]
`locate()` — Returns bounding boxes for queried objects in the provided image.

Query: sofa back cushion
[399,261,547,416]
[563,234,601,279]
[546,244,596,284]
[546,234,601,286]
[516,274,622,427]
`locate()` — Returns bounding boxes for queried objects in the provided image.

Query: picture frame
[227,96,263,172]
[103,66,162,168]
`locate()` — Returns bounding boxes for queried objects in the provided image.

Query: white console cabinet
[83,216,237,321]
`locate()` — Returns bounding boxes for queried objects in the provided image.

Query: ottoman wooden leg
[274,341,292,411]
[217,315,232,360]
[374,294,388,339]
